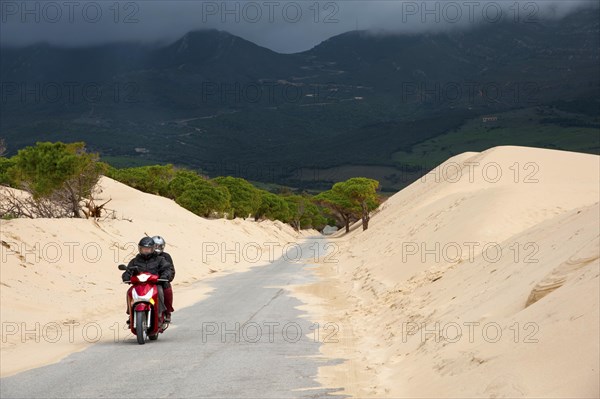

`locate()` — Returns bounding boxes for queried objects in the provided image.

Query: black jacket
[160,252,176,282]
[122,253,173,282]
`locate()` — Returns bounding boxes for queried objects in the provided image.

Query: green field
[392,107,600,168]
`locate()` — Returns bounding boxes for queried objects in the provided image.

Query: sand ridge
[293,146,600,397]
[0,176,316,377]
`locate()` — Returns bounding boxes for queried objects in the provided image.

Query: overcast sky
[0,0,596,53]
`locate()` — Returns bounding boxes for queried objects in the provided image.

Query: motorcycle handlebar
[122,279,169,284]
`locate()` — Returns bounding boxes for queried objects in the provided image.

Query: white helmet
[152,235,166,253]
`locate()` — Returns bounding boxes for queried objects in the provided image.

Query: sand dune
[2,146,598,396]
[295,146,599,398]
[0,177,315,377]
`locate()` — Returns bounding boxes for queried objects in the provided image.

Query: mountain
[153,30,300,77]
[300,10,599,101]
[0,29,298,80]
[1,9,599,192]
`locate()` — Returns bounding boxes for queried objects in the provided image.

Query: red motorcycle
[118,264,170,344]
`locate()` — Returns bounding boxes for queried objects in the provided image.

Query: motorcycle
[118,264,170,345]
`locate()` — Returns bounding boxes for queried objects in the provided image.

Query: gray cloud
[0,0,596,53]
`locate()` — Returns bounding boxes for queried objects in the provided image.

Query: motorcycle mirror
[117,264,127,270]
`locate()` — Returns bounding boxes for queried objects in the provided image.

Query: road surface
[1,237,346,398]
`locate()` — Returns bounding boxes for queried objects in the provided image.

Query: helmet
[152,236,166,253]
[138,237,155,258]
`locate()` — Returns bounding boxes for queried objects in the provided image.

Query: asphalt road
[1,237,347,398]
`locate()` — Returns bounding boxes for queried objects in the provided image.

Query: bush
[212,176,262,219]
[2,141,105,218]
[284,194,327,231]
[104,160,371,231]
[175,179,231,218]
[255,190,291,222]
[0,157,16,186]
[167,169,205,199]
[106,164,176,197]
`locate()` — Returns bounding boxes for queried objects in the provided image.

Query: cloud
[0,0,596,53]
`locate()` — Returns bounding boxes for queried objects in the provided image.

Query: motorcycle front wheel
[135,311,147,345]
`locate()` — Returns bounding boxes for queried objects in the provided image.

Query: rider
[152,235,175,323]
[122,237,173,323]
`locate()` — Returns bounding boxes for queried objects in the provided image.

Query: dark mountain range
[1,8,598,191]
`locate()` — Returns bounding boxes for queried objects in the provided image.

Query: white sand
[2,146,599,397]
[293,146,600,398]
[0,177,315,377]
